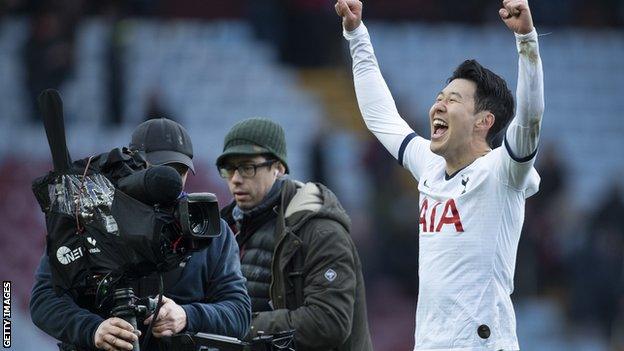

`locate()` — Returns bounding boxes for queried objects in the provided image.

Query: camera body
[33,147,221,303]
[33,90,234,351]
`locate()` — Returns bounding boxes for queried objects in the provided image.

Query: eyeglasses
[218,160,276,179]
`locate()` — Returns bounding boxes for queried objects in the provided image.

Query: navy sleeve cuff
[398,132,417,166]
[504,136,538,163]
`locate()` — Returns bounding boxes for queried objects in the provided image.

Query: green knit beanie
[216,117,289,173]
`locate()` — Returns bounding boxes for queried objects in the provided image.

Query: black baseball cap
[130,118,195,173]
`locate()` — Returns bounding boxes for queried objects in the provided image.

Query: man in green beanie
[217,117,373,351]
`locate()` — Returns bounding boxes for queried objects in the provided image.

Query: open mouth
[432,118,448,139]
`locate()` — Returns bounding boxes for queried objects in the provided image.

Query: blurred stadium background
[1,0,623,350]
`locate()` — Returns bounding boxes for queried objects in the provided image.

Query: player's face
[428,78,478,158]
[222,155,280,210]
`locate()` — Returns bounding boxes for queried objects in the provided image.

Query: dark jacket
[224,179,373,351]
[222,180,282,313]
[29,219,251,350]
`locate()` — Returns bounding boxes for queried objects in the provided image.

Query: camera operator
[30,118,251,351]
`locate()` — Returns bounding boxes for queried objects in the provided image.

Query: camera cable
[141,272,164,350]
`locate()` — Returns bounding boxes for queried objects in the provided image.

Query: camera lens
[189,204,208,236]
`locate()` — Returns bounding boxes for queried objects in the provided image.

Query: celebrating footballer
[336,0,544,350]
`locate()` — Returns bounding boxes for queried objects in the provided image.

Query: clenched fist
[499,0,534,35]
[335,0,363,32]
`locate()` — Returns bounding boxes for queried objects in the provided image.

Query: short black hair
[448,59,514,148]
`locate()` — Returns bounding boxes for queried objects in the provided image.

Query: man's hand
[499,0,534,35]
[334,0,362,32]
[94,317,140,351]
[143,296,187,338]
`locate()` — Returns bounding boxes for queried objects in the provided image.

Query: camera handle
[110,288,141,351]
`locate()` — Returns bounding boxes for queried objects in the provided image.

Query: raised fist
[499,0,534,35]
[335,0,363,32]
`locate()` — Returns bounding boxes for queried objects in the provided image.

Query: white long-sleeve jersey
[344,23,544,351]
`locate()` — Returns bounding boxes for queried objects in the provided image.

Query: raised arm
[499,0,544,188]
[336,0,416,161]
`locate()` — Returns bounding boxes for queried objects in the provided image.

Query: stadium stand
[1,16,622,351]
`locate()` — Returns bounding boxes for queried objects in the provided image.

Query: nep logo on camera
[56,246,84,265]
[3,281,10,348]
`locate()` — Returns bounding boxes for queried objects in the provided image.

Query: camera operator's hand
[144,295,187,337]
[94,317,141,351]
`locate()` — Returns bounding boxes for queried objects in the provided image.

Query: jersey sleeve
[498,29,544,195]
[344,23,439,180]
[401,135,442,181]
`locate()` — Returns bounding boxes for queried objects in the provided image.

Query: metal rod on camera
[111,288,141,351]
